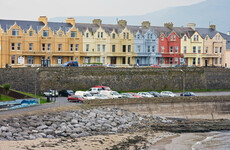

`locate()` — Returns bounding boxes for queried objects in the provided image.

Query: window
[57,56,63,64]
[184,36,187,41]
[123,45,126,52]
[29,31,33,36]
[215,58,218,64]
[198,46,201,53]
[220,47,222,53]
[128,45,131,52]
[29,43,33,51]
[58,44,62,51]
[122,57,126,64]
[137,45,141,52]
[71,31,76,38]
[75,57,78,62]
[70,44,73,51]
[127,33,129,39]
[150,34,153,39]
[59,32,62,37]
[86,33,89,38]
[161,36,164,41]
[97,44,100,52]
[184,46,187,53]
[175,58,178,64]
[160,58,164,64]
[102,45,105,52]
[193,46,196,53]
[218,36,220,40]
[70,56,73,61]
[103,57,105,64]
[112,33,115,39]
[11,43,15,50]
[193,58,196,65]
[169,58,173,64]
[43,30,48,37]
[206,47,208,53]
[152,46,155,52]
[215,47,218,53]
[170,46,173,53]
[12,29,19,36]
[147,46,151,52]
[194,35,199,41]
[86,44,89,52]
[47,43,51,51]
[123,33,126,39]
[173,35,176,41]
[112,45,115,52]
[171,35,173,41]
[198,58,200,65]
[75,44,78,51]
[220,58,222,65]
[98,32,100,38]
[17,43,21,51]
[97,57,100,63]
[101,32,103,38]
[175,46,178,53]
[11,55,15,64]
[137,34,140,39]
[42,44,45,51]
[161,46,164,53]
[206,37,208,40]
[28,56,34,64]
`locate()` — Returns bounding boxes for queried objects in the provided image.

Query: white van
[75,91,96,100]
[88,87,102,95]
[100,91,122,99]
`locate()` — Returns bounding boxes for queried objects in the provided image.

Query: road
[1,91,230,116]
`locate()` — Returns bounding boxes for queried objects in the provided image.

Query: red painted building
[158,31,183,65]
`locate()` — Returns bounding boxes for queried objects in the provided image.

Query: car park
[93,86,111,91]
[59,90,74,97]
[88,87,103,95]
[160,91,177,97]
[148,91,162,97]
[75,91,96,100]
[67,95,85,102]
[129,93,142,98]
[180,92,196,96]
[94,94,109,99]
[121,93,136,98]
[43,90,58,97]
[138,92,154,98]
[100,91,122,99]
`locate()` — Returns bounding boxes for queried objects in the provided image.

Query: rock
[28,135,36,140]
[0,126,8,132]
[47,135,55,139]
[111,122,117,127]
[73,128,83,134]
[45,121,52,126]
[32,130,38,133]
[55,130,64,135]
[30,116,38,120]
[88,112,97,118]
[117,110,123,116]
[111,128,118,132]
[71,119,78,124]
[70,134,79,138]
[37,125,48,130]
[43,129,54,135]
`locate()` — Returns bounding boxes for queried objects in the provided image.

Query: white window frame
[47,43,51,51]
[58,44,62,51]
[170,46,173,53]
[43,30,49,37]
[12,29,19,36]
[11,43,15,50]
[97,44,100,52]
[175,46,178,53]
[29,43,33,51]
[71,31,76,38]
[42,43,45,51]
[70,44,73,51]
[75,44,79,52]
[17,43,21,51]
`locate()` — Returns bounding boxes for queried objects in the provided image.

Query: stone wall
[0,67,230,93]
[83,96,230,119]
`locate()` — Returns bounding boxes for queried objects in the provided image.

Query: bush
[3,83,11,95]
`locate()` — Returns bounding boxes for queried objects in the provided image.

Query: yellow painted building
[181,31,204,66]
[0,16,86,68]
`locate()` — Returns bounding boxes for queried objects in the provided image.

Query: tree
[3,83,11,95]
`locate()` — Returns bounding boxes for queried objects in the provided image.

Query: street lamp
[35,68,40,103]
[180,69,185,96]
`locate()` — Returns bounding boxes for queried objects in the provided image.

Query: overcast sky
[0,0,206,20]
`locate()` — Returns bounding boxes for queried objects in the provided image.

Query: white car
[160,91,177,97]
[88,87,103,95]
[94,94,109,99]
[43,90,58,97]
[100,91,122,99]
[138,92,154,98]
[75,91,96,100]
[83,93,96,100]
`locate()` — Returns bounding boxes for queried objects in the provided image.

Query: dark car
[59,90,74,97]
[67,95,85,102]
[180,92,196,96]
[148,91,162,97]
[62,61,78,67]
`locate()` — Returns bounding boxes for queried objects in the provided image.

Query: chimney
[118,20,127,27]
[187,23,196,30]
[227,31,230,36]
[142,21,151,28]
[38,16,48,25]
[164,22,173,30]
[66,18,76,27]
[210,25,216,30]
[93,19,102,26]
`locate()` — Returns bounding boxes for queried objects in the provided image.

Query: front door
[205,59,208,67]
[111,57,116,64]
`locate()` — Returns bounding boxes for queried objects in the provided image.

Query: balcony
[202,53,221,58]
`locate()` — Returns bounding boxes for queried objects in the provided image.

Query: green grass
[0,95,14,101]
[15,91,48,104]
[118,89,230,93]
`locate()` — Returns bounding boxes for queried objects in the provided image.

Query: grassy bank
[0,95,14,101]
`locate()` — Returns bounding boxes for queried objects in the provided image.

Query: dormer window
[161,36,164,41]
[86,33,89,38]
[29,31,33,36]
[184,36,187,41]
[112,33,115,39]
[173,35,176,41]
[150,34,153,39]
[59,32,62,37]
[43,30,49,37]
[127,33,129,39]
[123,33,126,39]
[71,31,76,38]
[137,34,140,39]
[12,29,19,36]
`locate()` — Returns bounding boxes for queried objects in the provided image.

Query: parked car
[43,90,58,97]
[180,92,196,96]
[62,61,78,67]
[75,91,96,100]
[94,94,109,99]
[148,91,163,97]
[160,91,177,97]
[150,64,161,68]
[67,95,85,102]
[138,92,154,98]
[59,90,74,97]
[88,87,103,95]
[100,91,122,99]
[129,93,142,98]
[121,93,136,98]
[93,86,111,91]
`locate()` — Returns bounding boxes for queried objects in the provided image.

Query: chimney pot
[164,22,173,30]
[187,23,196,30]
[142,21,151,28]
[118,20,127,27]
[93,19,102,26]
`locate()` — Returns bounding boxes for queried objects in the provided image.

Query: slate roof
[195,28,218,38]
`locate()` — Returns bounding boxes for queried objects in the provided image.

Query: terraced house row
[0,16,230,68]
